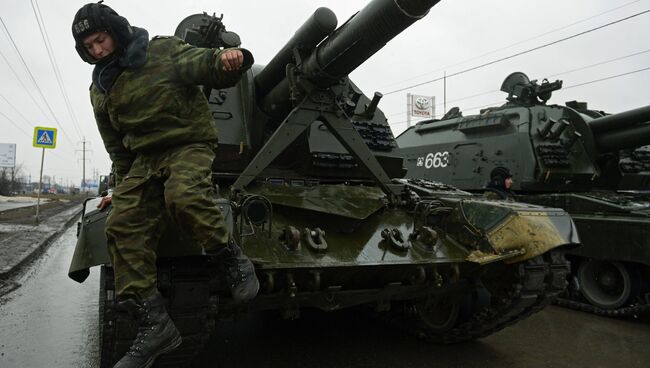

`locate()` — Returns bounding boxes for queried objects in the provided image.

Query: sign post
[32,127,57,223]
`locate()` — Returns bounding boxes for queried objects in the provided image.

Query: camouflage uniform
[484,189,515,201]
[91,36,250,300]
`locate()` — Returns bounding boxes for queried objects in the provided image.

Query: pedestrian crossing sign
[33,126,57,149]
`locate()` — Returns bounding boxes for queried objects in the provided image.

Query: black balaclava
[72,1,149,93]
[489,166,512,188]
[486,166,514,199]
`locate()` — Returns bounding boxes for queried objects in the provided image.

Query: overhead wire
[30,0,85,140]
[0,15,76,146]
[0,48,50,119]
[0,92,35,127]
[383,9,650,96]
[388,67,650,127]
[546,49,650,78]
[0,111,32,138]
[378,0,644,90]
[0,109,76,163]
[562,67,650,91]
[387,49,650,119]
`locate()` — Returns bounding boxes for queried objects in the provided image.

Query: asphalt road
[0,226,99,368]
[1,225,649,368]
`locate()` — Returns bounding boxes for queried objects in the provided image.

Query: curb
[0,205,82,280]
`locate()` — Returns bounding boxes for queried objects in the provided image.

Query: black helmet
[72,1,133,63]
[490,166,512,186]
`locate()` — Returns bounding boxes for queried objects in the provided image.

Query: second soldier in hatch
[484,166,516,200]
[72,2,259,367]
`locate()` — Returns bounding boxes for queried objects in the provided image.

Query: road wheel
[577,259,632,310]
[415,296,461,333]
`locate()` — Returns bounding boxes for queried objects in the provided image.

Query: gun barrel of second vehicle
[588,105,650,152]
[594,122,650,153]
[588,104,650,133]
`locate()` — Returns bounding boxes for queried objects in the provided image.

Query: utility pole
[76,137,92,193]
[443,70,447,116]
[406,93,412,128]
[82,140,86,191]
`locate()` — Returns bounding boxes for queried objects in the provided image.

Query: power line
[388,67,650,127]
[0,15,76,146]
[0,110,77,164]
[378,0,644,91]
[0,48,50,119]
[562,67,650,91]
[30,0,85,140]
[0,92,34,126]
[546,49,650,78]
[387,48,650,119]
[0,110,31,138]
[384,9,650,96]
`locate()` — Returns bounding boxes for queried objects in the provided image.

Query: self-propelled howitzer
[69,7,579,367]
[398,72,650,317]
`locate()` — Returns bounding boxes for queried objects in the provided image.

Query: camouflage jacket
[90,36,252,180]
[484,188,516,201]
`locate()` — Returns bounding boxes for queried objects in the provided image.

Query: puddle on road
[0,226,99,368]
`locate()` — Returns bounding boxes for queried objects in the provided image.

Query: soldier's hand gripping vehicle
[398,72,650,317]
[68,3,579,367]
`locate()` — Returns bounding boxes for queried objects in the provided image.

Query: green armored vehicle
[69,4,579,367]
[397,72,650,317]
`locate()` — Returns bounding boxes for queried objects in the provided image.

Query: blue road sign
[33,126,57,149]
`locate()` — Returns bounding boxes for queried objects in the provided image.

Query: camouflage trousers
[106,143,229,301]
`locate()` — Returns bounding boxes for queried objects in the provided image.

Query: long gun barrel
[588,104,650,133]
[254,7,338,98]
[587,105,650,152]
[258,0,441,117]
[594,122,650,153]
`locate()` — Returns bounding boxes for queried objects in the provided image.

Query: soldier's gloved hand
[97,195,112,211]
[220,49,244,71]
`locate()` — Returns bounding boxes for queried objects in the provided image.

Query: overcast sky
[1,0,648,186]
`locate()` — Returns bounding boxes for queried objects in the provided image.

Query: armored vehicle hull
[69,8,578,367]
[397,72,650,317]
[73,180,576,366]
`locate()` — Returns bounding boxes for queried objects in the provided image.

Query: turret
[173,0,441,199]
[397,72,650,192]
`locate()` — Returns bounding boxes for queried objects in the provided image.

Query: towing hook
[381,228,410,252]
[302,227,328,252]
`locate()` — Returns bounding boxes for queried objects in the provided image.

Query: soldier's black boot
[113,292,182,368]
[215,239,260,303]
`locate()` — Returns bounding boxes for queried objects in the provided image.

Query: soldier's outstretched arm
[166,37,253,89]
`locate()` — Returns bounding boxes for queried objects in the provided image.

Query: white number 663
[424,151,449,168]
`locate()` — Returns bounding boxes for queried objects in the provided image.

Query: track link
[555,296,650,318]
[383,251,570,344]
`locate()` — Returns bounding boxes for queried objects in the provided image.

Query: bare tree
[0,163,25,195]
